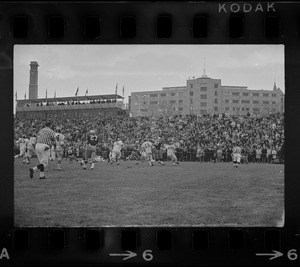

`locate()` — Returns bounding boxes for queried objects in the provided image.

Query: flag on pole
[115,83,118,95]
[15,91,17,100]
[85,89,88,97]
[24,93,26,100]
[46,89,48,101]
[122,86,124,97]
[75,86,79,96]
[54,91,56,99]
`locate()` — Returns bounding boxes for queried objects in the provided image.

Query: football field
[14,158,284,227]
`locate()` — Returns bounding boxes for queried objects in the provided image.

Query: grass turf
[14,158,284,227]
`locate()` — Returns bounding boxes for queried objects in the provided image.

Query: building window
[225,99,229,103]
[253,100,259,104]
[246,108,250,111]
[263,101,269,104]
[242,108,244,111]
[169,100,176,104]
[140,108,148,112]
[243,92,249,96]
[190,91,194,96]
[215,91,218,96]
[272,101,276,104]
[263,93,269,97]
[214,83,218,88]
[190,84,193,88]
[214,107,218,111]
[225,107,229,111]
[178,92,183,97]
[232,100,239,103]
[178,100,183,103]
[214,99,218,104]
[272,93,277,97]
[160,93,166,97]
[252,93,260,97]
[149,101,158,105]
[253,108,260,112]
[232,108,235,111]
[200,102,207,107]
[190,99,193,104]
[142,101,148,105]
[171,93,176,97]
[134,102,139,106]
[241,100,250,104]
[232,92,239,96]
[200,110,207,114]
[178,107,183,111]
[200,87,207,92]
[200,94,207,99]
[150,93,158,97]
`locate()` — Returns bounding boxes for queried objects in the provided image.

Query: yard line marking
[109,250,137,260]
[256,250,283,260]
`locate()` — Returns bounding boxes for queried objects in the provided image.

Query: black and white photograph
[14,45,284,227]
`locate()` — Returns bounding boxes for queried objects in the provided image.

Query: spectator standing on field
[267,146,272,163]
[256,146,262,163]
[261,144,267,163]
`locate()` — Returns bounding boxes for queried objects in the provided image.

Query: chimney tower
[29,61,39,99]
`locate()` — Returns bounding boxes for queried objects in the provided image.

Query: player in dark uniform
[153,138,165,165]
[82,130,98,170]
[67,146,79,164]
[129,141,141,164]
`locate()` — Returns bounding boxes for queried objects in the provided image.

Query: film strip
[0,1,300,266]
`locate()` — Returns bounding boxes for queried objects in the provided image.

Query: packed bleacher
[14,112,284,163]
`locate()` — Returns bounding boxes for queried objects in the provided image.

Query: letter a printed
[0,248,10,259]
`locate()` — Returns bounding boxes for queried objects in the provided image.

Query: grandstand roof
[16,94,123,104]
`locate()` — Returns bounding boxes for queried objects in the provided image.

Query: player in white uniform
[232,144,242,168]
[141,140,154,166]
[165,140,179,166]
[25,134,37,164]
[53,129,65,170]
[111,140,124,165]
[15,135,30,163]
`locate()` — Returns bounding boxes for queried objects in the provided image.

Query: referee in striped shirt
[29,121,55,179]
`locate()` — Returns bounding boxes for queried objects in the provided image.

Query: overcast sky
[14,45,284,111]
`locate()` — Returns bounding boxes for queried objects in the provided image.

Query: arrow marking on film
[109,250,137,261]
[255,250,283,260]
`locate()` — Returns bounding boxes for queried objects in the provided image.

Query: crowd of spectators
[34,99,118,107]
[14,112,284,163]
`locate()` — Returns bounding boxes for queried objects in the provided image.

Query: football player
[232,142,242,168]
[129,141,141,164]
[165,139,179,166]
[153,137,165,165]
[15,135,29,163]
[54,128,65,170]
[141,139,154,166]
[111,139,124,165]
[83,130,98,170]
[67,146,79,164]
[25,133,37,164]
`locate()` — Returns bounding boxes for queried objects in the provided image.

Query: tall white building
[129,73,284,117]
